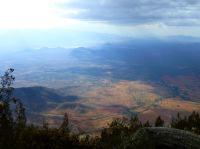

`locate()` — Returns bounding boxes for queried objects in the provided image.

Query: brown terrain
[37,77,200,134]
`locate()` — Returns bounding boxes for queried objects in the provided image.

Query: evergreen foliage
[171,111,200,134]
[155,116,164,127]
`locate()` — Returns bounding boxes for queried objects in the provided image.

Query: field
[40,80,161,132]
[18,78,200,133]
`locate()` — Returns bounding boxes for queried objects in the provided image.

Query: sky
[0,0,200,51]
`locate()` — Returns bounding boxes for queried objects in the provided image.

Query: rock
[125,127,200,149]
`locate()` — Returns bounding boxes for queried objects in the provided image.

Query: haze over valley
[1,39,200,133]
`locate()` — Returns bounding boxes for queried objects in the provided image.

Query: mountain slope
[14,87,79,112]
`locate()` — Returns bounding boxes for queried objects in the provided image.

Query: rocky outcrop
[125,127,200,149]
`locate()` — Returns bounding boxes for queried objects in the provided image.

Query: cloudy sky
[0,0,200,50]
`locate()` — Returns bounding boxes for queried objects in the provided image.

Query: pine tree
[143,121,151,127]
[59,112,69,133]
[155,116,164,127]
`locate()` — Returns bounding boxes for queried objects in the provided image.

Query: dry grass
[36,79,200,133]
[139,98,200,124]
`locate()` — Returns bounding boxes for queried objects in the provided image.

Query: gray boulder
[124,127,200,149]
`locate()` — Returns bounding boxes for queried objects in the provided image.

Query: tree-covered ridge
[0,69,200,149]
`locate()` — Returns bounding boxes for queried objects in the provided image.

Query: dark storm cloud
[61,0,200,26]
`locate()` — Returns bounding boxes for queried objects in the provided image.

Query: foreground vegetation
[0,69,200,149]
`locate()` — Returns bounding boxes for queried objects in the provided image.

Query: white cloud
[0,0,199,38]
[0,0,76,29]
[61,0,200,26]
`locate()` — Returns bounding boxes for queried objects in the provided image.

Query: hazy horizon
[1,0,200,52]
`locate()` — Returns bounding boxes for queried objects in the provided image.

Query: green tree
[143,121,151,127]
[155,116,164,127]
[129,116,142,132]
[0,69,26,148]
[171,111,200,134]
[0,68,16,148]
[59,112,70,133]
[0,68,15,129]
